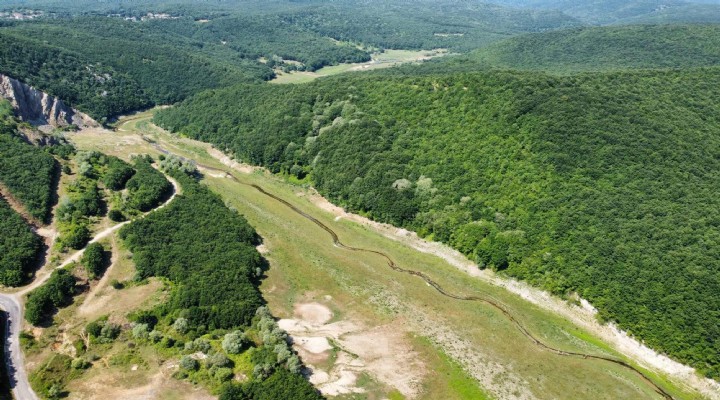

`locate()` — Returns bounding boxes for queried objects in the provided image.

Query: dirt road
[0,173,179,400]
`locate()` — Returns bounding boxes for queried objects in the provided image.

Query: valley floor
[59,110,717,400]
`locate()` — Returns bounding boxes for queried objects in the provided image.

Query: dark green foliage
[0,198,42,286]
[462,24,720,73]
[125,157,172,212]
[84,319,103,338]
[0,31,151,119]
[180,15,370,71]
[25,269,76,325]
[60,223,91,250]
[0,105,57,222]
[2,17,273,108]
[103,157,135,190]
[129,310,158,330]
[278,1,578,52]
[157,67,720,379]
[108,209,125,222]
[84,316,119,342]
[119,172,263,333]
[488,0,720,25]
[81,242,106,279]
[220,369,323,400]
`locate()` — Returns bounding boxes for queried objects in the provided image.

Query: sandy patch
[207,148,257,174]
[281,302,425,398]
[197,165,228,178]
[295,336,332,354]
[295,302,333,326]
[68,362,213,400]
[256,244,269,254]
[78,279,162,320]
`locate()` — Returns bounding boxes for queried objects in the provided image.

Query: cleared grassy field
[271,49,448,84]
[64,112,703,400]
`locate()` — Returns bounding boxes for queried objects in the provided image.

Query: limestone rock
[0,74,97,128]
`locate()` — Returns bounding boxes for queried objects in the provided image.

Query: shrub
[108,209,125,222]
[81,242,105,279]
[222,331,248,354]
[173,317,188,334]
[179,355,198,371]
[71,358,90,370]
[132,323,150,340]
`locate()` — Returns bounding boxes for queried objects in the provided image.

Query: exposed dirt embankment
[0,74,97,128]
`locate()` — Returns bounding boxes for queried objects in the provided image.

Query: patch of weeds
[108,348,147,369]
[30,354,84,399]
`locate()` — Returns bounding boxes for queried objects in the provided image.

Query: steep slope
[0,74,97,128]
[0,100,57,223]
[156,67,720,380]
[0,31,150,120]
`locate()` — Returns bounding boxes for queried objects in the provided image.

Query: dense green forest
[0,0,583,120]
[157,15,371,71]
[119,169,321,398]
[119,171,263,332]
[125,156,173,212]
[273,1,579,52]
[0,198,42,286]
[1,18,272,108]
[456,24,720,73]
[0,31,150,119]
[25,269,75,325]
[156,67,720,379]
[487,0,720,24]
[0,101,56,222]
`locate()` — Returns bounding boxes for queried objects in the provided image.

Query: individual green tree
[173,317,189,334]
[222,331,248,354]
[82,242,105,279]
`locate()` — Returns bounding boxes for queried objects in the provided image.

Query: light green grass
[271,49,448,84]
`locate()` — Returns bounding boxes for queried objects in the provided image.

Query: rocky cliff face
[0,74,97,128]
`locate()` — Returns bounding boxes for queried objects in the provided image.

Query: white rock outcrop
[0,74,97,128]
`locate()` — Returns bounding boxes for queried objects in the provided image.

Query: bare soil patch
[280,302,425,398]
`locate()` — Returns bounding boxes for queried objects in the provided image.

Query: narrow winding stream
[152,141,674,400]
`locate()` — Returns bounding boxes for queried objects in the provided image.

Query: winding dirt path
[152,144,674,399]
[0,172,179,400]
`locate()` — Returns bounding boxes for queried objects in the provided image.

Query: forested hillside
[486,0,720,24]
[119,170,322,399]
[0,0,582,120]
[1,18,272,108]
[0,100,56,222]
[456,24,720,73]
[120,171,263,331]
[0,32,150,119]
[156,67,720,379]
[274,1,580,51]
[0,101,46,286]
